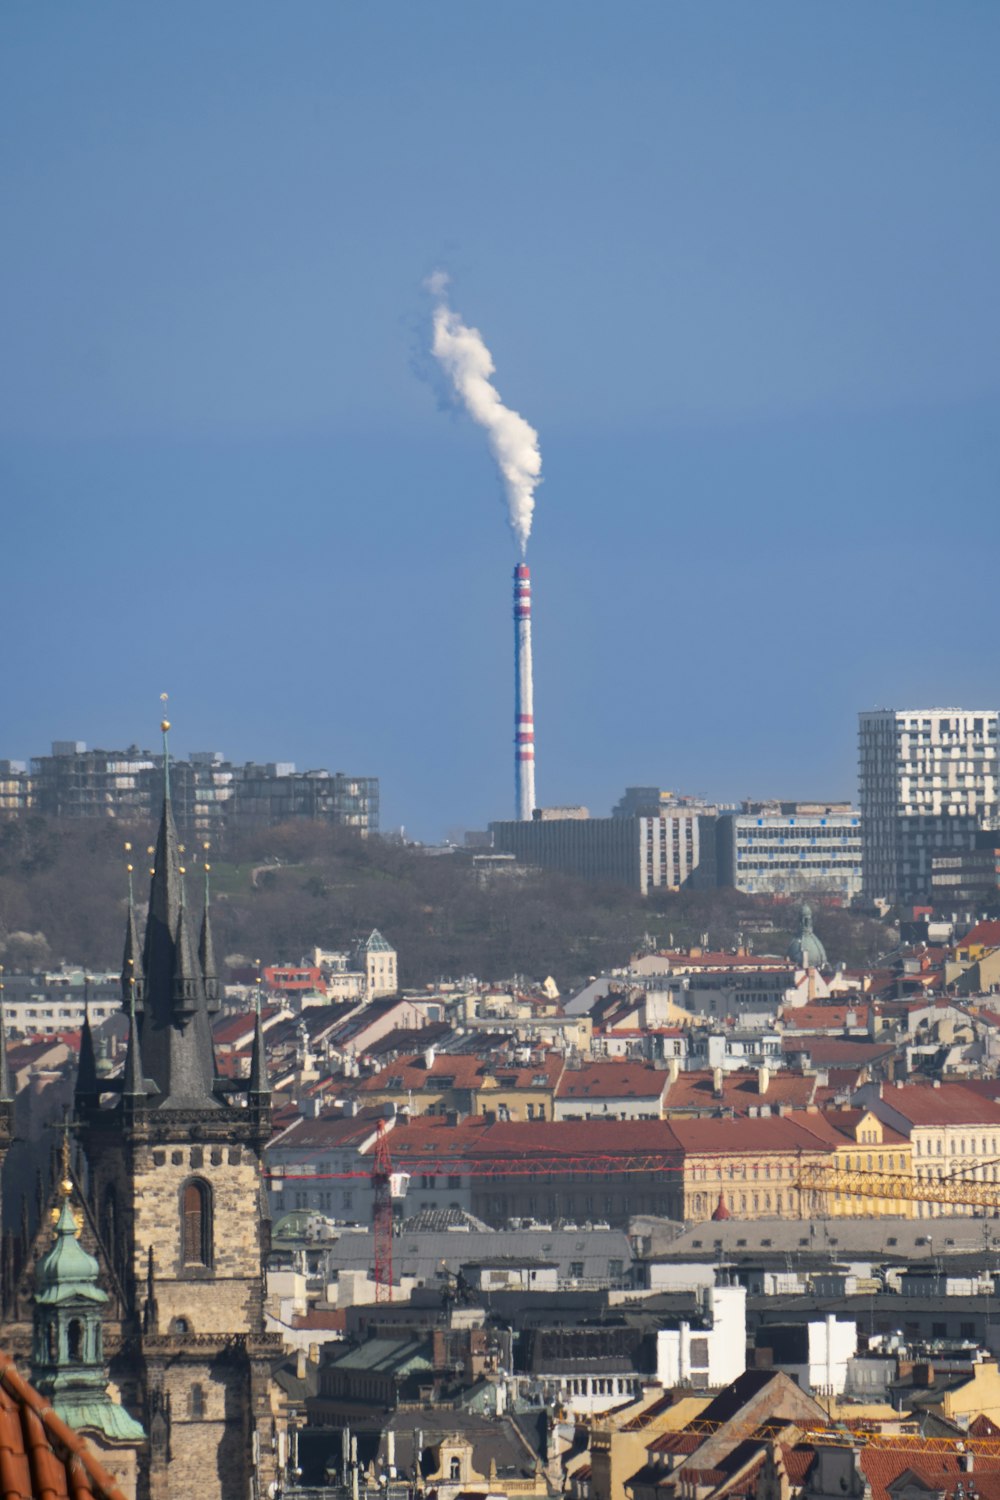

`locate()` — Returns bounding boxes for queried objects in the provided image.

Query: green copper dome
[787,902,827,969]
[34,1199,107,1307]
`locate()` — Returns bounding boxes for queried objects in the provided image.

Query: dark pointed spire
[199,852,220,1013]
[121,845,144,1015]
[123,986,146,1101]
[134,706,218,1111]
[248,990,270,1101]
[74,1005,99,1110]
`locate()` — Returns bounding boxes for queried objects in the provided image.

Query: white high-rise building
[859,708,999,907]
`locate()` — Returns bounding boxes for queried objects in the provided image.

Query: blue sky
[3,3,999,839]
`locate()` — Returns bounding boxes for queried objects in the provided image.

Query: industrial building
[859,709,999,906]
[716,801,862,900]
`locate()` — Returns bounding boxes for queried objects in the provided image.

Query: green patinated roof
[326,1337,432,1376]
[52,1394,146,1443]
[35,1200,107,1307]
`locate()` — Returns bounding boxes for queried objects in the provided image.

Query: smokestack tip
[515,563,530,579]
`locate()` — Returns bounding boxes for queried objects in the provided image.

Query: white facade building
[859,709,999,907]
[656,1284,746,1391]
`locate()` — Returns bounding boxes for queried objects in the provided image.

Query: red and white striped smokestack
[514,563,536,821]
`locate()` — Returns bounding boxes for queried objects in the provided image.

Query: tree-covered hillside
[0,816,893,990]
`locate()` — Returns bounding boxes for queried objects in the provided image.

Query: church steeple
[31,1157,144,1444]
[136,715,219,1110]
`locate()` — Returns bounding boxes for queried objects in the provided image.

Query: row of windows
[914,1135,999,1156]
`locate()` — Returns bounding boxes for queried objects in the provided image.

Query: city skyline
[3,4,999,840]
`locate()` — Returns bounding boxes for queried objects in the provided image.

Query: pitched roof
[556,1063,669,1101]
[860,1447,1000,1500]
[879,1082,1000,1127]
[663,1071,817,1114]
[956,920,1000,950]
[0,1352,129,1500]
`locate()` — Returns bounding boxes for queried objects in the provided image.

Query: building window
[181,1179,213,1267]
[190,1383,206,1420]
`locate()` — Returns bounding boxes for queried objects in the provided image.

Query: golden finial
[160,691,170,734]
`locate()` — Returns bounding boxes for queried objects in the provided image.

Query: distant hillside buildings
[0,740,378,835]
[491,792,862,901]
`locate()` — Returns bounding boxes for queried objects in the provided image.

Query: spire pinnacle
[199,844,220,1013]
[123,983,145,1099]
[121,844,144,1015]
[74,1004,99,1108]
[248,988,270,1101]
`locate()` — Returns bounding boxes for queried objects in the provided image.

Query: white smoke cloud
[428,273,541,555]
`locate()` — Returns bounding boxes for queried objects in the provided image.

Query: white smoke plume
[428,272,541,555]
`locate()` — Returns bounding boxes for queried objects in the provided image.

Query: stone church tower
[76,727,280,1500]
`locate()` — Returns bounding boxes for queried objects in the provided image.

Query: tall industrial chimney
[514,563,536,820]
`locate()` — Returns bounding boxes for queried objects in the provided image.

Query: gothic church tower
[76,722,279,1500]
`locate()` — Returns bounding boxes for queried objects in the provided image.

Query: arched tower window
[67,1319,84,1363]
[181,1179,213,1267]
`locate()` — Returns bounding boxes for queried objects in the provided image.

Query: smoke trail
[428,272,541,555]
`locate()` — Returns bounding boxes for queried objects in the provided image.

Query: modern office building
[490,805,716,895]
[931,831,1000,907]
[717,801,862,901]
[859,709,999,907]
[23,741,379,836]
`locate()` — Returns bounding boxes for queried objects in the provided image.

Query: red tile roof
[877,1082,1000,1127]
[860,1448,1000,1500]
[0,1352,128,1500]
[782,1004,871,1031]
[556,1063,669,1101]
[666,1114,834,1156]
[664,1071,818,1114]
[957,920,1000,951]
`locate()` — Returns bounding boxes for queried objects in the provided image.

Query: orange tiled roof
[0,1352,128,1500]
[860,1448,1000,1500]
[556,1062,669,1101]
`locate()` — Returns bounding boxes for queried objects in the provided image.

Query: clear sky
[3,3,999,839]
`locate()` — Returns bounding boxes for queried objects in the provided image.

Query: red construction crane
[372,1118,394,1303]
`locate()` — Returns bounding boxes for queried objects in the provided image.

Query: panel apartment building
[716,801,862,901]
[11,741,379,836]
[859,709,999,907]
